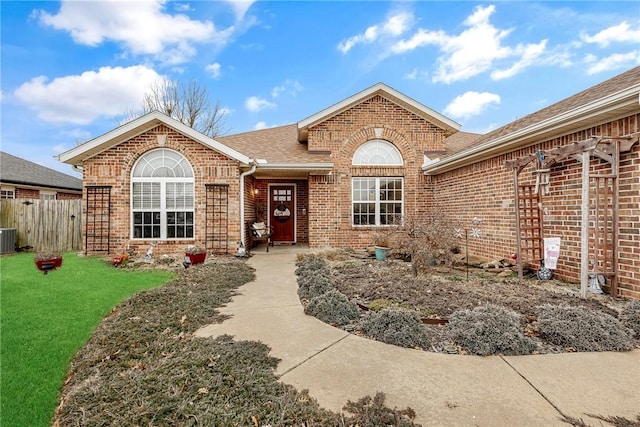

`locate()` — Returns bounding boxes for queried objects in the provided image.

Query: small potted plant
[184,245,206,267]
[35,251,63,274]
[373,235,392,261]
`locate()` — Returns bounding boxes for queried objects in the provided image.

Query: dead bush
[449,304,536,356]
[620,300,640,339]
[389,211,458,277]
[343,392,418,426]
[536,305,634,352]
[297,270,333,300]
[294,255,327,276]
[305,289,360,326]
[359,307,431,349]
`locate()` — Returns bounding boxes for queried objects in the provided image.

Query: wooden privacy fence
[0,199,83,252]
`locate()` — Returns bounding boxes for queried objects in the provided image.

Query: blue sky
[2,1,639,176]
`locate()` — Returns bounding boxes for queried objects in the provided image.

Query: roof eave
[423,87,640,175]
[56,111,253,166]
[256,162,334,171]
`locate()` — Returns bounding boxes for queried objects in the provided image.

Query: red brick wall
[15,188,39,199]
[57,192,82,200]
[307,94,447,249]
[432,114,640,298]
[82,124,242,256]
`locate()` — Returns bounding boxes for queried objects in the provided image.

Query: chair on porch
[247,221,273,252]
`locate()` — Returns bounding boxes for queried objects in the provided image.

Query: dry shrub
[536,305,634,352]
[449,304,536,356]
[389,210,458,277]
[343,392,419,426]
[294,254,327,276]
[620,300,640,338]
[297,271,333,300]
[359,307,431,349]
[304,289,360,326]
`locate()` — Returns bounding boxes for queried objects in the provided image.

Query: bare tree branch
[119,78,229,138]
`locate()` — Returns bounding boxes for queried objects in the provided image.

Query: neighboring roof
[0,151,82,192]
[298,82,461,141]
[218,124,333,177]
[56,111,252,167]
[424,66,640,174]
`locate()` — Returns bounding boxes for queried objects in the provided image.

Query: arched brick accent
[340,126,417,164]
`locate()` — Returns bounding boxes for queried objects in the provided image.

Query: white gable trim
[297,83,460,141]
[56,111,252,166]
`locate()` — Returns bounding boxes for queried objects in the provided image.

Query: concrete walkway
[195,246,640,426]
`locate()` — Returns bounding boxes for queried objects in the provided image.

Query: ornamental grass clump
[536,305,634,352]
[448,304,536,356]
[304,289,360,326]
[359,307,431,349]
[620,300,640,339]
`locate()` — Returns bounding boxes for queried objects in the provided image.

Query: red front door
[270,185,295,243]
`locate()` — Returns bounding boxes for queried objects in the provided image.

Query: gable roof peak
[297,82,460,141]
[56,110,252,167]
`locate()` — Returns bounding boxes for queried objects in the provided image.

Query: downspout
[239,162,257,250]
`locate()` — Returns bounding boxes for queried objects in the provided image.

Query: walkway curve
[195,247,640,426]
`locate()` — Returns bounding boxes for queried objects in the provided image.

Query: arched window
[352,139,403,166]
[131,149,195,239]
[352,140,403,226]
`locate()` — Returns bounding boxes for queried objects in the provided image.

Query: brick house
[58,66,640,298]
[0,151,82,200]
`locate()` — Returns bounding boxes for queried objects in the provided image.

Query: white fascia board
[423,86,640,175]
[57,111,253,166]
[256,162,334,170]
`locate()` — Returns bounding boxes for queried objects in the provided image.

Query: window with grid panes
[352,140,403,226]
[131,149,194,239]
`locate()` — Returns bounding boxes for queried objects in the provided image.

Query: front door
[270,185,295,243]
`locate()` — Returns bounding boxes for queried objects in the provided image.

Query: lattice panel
[517,184,544,264]
[205,184,229,254]
[85,186,111,253]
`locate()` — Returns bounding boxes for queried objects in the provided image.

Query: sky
[1,1,639,177]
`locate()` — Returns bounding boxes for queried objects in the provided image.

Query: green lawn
[0,253,174,427]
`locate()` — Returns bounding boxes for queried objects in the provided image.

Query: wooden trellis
[506,135,638,298]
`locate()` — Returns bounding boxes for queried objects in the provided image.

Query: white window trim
[1,186,15,199]
[352,139,403,166]
[352,177,404,227]
[40,191,57,200]
[130,149,195,240]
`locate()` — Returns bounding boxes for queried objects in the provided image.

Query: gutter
[239,163,257,250]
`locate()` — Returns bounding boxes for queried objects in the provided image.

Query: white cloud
[491,40,547,80]
[245,96,276,112]
[271,79,303,98]
[205,62,222,79]
[14,65,162,124]
[391,5,546,83]
[225,0,257,21]
[444,91,501,119]
[581,22,640,47]
[338,11,413,54]
[586,51,640,75]
[254,121,267,130]
[35,0,231,64]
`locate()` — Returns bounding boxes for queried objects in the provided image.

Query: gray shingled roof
[459,66,640,151]
[0,151,82,191]
[217,124,332,164]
